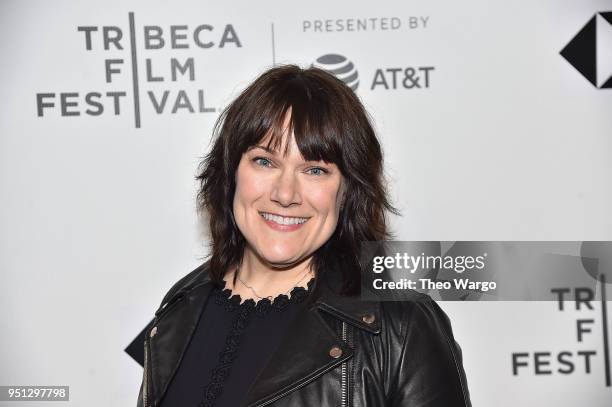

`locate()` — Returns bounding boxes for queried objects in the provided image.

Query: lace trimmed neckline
[199,276,315,407]
[213,276,315,315]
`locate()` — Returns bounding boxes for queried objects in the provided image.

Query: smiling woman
[135,65,471,407]
[196,65,396,299]
[231,116,346,284]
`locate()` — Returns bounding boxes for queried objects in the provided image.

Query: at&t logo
[313,53,434,92]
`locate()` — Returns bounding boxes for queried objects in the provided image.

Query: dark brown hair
[195,64,399,296]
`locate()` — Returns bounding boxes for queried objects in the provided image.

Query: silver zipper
[143,338,150,407]
[341,321,348,407]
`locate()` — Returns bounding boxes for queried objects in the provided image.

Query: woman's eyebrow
[248,145,277,154]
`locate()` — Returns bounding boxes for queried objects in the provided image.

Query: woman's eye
[307,167,328,176]
[254,157,272,167]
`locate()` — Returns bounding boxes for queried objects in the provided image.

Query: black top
[160,276,316,407]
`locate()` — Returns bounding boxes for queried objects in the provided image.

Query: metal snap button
[150,326,158,338]
[361,313,375,324]
[329,346,343,358]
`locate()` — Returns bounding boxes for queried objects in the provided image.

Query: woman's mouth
[259,211,310,231]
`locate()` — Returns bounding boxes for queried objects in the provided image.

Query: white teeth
[261,212,308,225]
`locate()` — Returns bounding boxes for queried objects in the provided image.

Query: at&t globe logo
[312,54,359,90]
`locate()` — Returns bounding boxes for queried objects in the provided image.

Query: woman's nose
[270,170,301,207]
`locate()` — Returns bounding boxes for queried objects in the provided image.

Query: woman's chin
[258,249,305,267]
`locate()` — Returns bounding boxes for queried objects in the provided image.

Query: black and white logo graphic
[561,11,612,88]
[36,12,242,128]
[312,54,359,90]
[313,53,434,92]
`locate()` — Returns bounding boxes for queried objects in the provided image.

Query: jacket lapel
[148,282,213,404]
[240,271,381,407]
[240,302,354,407]
[315,283,382,334]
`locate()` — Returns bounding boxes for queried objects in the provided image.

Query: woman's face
[233,130,345,268]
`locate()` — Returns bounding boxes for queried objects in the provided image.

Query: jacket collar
[146,261,381,407]
[155,260,382,334]
[313,266,381,334]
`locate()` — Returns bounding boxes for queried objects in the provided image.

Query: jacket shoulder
[156,260,211,314]
[125,261,211,368]
[378,291,446,324]
[378,292,460,355]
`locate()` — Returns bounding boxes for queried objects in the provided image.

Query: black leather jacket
[133,261,471,407]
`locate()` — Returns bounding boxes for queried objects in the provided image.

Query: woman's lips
[259,212,310,232]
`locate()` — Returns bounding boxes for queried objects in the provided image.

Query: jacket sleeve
[388,296,472,407]
[131,261,210,407]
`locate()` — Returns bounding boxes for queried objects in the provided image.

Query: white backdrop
[1,0,611,406]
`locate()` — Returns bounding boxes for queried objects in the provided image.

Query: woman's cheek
[314,181,342,211]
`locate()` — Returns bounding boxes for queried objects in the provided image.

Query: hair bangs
[244,79,344,169]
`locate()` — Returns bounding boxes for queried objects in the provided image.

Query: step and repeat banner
[1,0,611,406]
